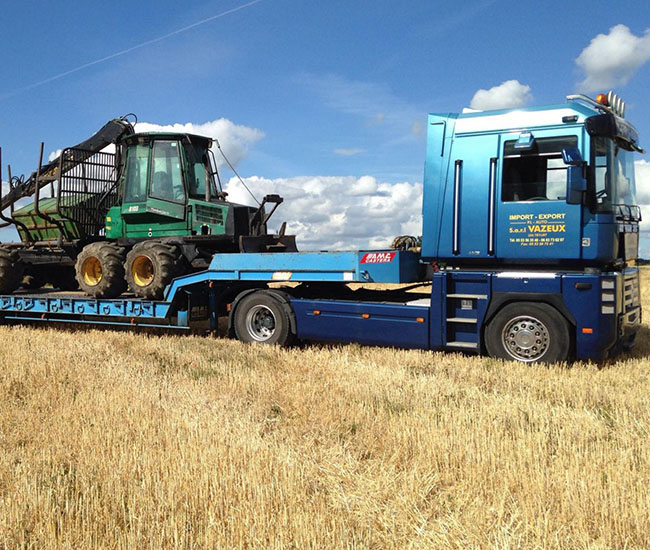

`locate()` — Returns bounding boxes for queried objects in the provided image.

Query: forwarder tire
[485,302,570,364]
[75,242,127,298]
[125,241,184,300]
[0,246,25,294]
[233,292,294,346]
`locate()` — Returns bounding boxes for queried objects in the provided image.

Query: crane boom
[1,116,134,213]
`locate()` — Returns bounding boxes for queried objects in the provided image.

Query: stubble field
[1,271,649,549]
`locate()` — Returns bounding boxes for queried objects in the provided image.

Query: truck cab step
[446,317,478,324]
[446,341,478,349]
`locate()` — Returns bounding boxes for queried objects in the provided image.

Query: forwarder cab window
[502,136,578,202]
[150,141,186,203]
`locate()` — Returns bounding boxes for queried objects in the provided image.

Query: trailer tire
[76,242,126,298]
[233,292,294,346]
[485,302,570,363]
[0,247,25,293]
[125,241,184,300]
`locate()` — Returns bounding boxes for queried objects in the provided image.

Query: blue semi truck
[0,92,643,362]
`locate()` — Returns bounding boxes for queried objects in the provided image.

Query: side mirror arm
[566,163,587,205]
[562,147,587,205]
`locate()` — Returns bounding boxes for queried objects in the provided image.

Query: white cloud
[576,25,650,93]
[223,175,422,251]
[469,80,533,110]
[135,118,264,168]
[48,149,62,163]
[44,118,263,174]
[333,148,365,156]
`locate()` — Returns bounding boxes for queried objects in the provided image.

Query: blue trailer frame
[0,249,640,362]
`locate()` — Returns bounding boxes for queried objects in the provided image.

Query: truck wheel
[233,292,294,346]
[75,242,126,298]
[0,247,25,293]
[485,302,570,363]
[125,242,184,300]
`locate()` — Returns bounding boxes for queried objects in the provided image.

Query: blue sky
[1,0,649,251]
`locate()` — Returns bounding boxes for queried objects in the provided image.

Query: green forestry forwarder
[0,115,296,299]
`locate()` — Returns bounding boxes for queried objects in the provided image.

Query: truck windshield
[592,137,637,211]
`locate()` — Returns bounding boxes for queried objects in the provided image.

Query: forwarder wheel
[233,292,294,346]
[75,242,126,298]
[0,246,25,293]
[125,241,184,300]
[485,302,570,363]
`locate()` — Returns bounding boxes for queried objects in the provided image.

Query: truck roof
[439,98,599,136]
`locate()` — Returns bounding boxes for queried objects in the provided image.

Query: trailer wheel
[125,242,184,300]
[485,302,570,363]
[233,292,294,346]
[75,242,126,298]
[0,247,25,293]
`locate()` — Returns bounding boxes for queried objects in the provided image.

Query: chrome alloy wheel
[245,304,277,342]
[501,315,550,362]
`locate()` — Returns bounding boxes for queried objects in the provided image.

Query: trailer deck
[0,246,640,362]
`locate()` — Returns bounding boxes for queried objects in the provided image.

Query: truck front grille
[623,273,640,311]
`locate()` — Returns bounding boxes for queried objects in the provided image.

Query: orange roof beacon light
[596,91,626,118]
[595,93,609,106]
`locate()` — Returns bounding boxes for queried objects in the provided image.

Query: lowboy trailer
[0,248,640,363]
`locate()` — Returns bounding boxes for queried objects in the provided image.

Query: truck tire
[484,302,570,363]
[0,247,25,294]
[233,292,294,346]
[125,241,184,300]
[75,242,127,298]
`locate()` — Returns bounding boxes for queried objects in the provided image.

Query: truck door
[495,131,582,261]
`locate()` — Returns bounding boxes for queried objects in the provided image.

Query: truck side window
[592,136,609,204]
[150,141,186,203]
[502,136,578,202]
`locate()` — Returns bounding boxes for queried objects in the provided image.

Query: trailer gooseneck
[0,92,643,363]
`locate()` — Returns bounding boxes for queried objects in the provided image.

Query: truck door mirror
[564,147,587,205]
[562,147,583,165]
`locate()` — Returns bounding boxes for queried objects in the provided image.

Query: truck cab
[421,93,643,268]
[418,92,643,360]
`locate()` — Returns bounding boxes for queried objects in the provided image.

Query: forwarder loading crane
[0,116,296,300]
